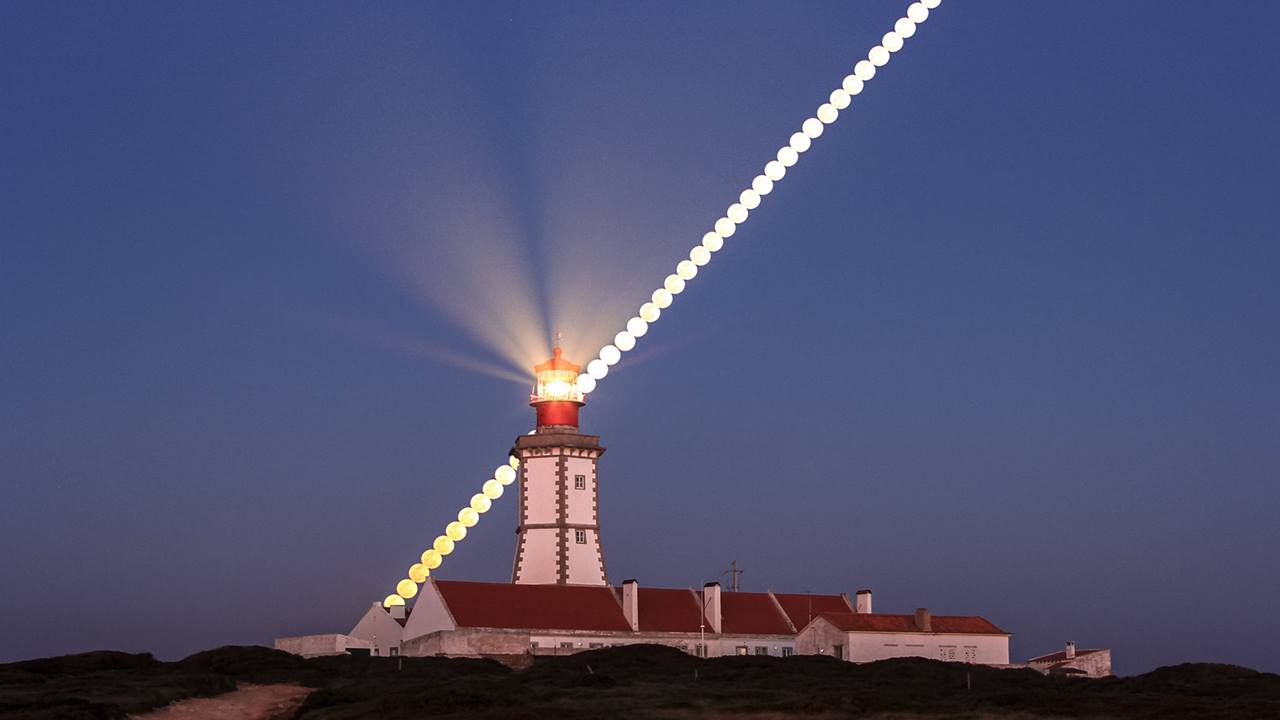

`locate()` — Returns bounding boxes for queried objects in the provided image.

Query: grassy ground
[3,644,1278,719]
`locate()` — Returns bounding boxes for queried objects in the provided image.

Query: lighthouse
[510,347,608,585]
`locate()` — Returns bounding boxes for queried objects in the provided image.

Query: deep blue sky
[3,2,1278,675]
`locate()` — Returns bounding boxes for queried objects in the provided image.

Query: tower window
[575,529,586,544]
[574,474,586,489]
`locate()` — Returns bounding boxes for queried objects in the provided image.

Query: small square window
[833,645,845,660]
[754,646,768,656]
[781,647,794,657]
[736,646,749,656]
[574,474,586,490]
[575,529,587,544]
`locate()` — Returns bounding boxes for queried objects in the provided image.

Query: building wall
[401,581,457,641]
[400,627,795,658]
[564,456,596,525]
[348,602,405,656]
[1030,650,1113,678]
[515,529,560,584]
[523,456,558,524]
[797,620,1009,664]
[274,634,370,658]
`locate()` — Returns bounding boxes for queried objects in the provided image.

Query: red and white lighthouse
[510,347,608,585]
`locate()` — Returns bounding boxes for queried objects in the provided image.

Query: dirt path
[130,683,312,720]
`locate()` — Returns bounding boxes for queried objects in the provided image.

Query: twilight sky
[2,1,1278,675]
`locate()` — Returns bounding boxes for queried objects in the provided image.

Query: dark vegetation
[3,644,1279,719]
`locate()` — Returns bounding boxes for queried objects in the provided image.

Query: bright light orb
[576,373,596,394]
[445,521,467,541]
[869,46,890,67]
[482,479,503,500]
[907,2,928,23]
[895,17,916,38]
[458,507,479,527]
[384,594,405,608]
[627,316,650,337]
[802,118,824,139]
[690,245,711,266]
[702,232,724,253]
[829,89,851,109]
[652,288,673,308]
[739,189,760,210]
[664,274,686,295]
[421,548,443,568]
[397,578,418,599]
[789,132,811,153]
[843,75,864,96]
[923,0,941,8]
[817,103,838,124]
[587,359,608,380]
[600,344,621,365]
[883,31,904,52]
[727,203,748,224]
[433,535,454,555]
[496,464,516,485]
[408,563,428,582]
[675,260,696,281]
[764,160,786,181]
[777,146,798,167]
[714,217,736,237]
[854,60,876,81]
[508,455,520,469]
[615,330,637,351]
[752,175,774,196]
[471,493,491,513]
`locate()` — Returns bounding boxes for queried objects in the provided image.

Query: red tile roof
[435,580,631,632]
[813,612,1007,635]
[636,588,711,633]
[772,593,853,631]
[718,591,794,635]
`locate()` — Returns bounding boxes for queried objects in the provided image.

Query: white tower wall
[511,432,607,585]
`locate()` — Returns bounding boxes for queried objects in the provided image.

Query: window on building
[530,641,539,651]
[574,474,586,490]
[389,648,399,657]
[372,648,379,656]
[575,529,587,544]
[781,647,794,657]
[963,646,977,663]
[559,642,575,649]
[589,642,604,649]
[939,646,957,661]
[696,644,708,658]
[833,644,845,660]
[754,646,768,656]
[736,646,749,656]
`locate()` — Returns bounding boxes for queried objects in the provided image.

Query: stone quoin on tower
[510,347,608,585]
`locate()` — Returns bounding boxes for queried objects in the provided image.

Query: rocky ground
[3,644,1278,719]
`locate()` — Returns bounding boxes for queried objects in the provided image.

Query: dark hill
[3,644,1279,719]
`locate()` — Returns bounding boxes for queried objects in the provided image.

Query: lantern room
[530,347,584,429]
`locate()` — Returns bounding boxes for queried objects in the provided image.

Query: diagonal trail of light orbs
[381,0,944,608]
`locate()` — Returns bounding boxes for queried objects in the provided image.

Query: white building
[276,348,1013,666]
[1027,641,1113,678]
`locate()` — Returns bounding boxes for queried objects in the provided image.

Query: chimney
[855,589,872,614]
[703,582,723,634]
[914,607,932,632]
[1065,641,1076,659]
[622,579,639,631]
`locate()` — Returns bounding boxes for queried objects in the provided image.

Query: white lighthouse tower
[511,347,608,585]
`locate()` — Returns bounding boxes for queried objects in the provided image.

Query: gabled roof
[719,591,794,635]
[435,580,632,632]
[812,612,1007,635]
[635,587,711,633]
[1028,648,1103,663]
[772,593,853,631]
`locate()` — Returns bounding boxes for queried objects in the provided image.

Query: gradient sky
[3,1,1278,675]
